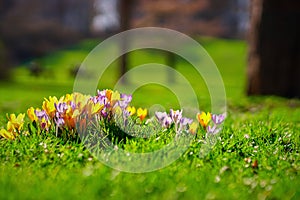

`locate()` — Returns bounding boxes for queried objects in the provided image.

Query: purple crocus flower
[120,94,132,104]
[35,110,51,130]
[70,101,76,110]
[35,110,49,121]
[207,125,221,135]
[117,100,129,109]
[54,102,68,114]
[122,109,130,118]
[117,93,132,109]
[90,96,98,104]
[162,116,172,128]
[97,89,106,98]
[95,90,111,108]
[155,111,172,128]
[170,109,182,124]
[100,109,108,118]
[180,117,193,126]
[98,96,110,108]
[211,113,226,125]
[54,103,68,127]
[178,117,193,132]
[155,111,168,121]
[55,114,65,127]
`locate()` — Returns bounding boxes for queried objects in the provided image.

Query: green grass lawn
[0,37,299,199]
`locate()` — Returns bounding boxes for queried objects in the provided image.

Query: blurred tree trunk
[247,0,300,98]
[119,0,133,83]
[0,40,11,80]
[0,0,12,80]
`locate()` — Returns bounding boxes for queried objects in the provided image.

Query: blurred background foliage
[0,0,248,73]
[0,0,299,112]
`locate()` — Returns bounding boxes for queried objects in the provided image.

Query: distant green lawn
[0,37,246,113]
[0,37,299,200]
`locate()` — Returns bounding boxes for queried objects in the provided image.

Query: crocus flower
[35,110,49,120]
[55,102,68,114]
[63,113,75,129]
[118,93,132,109]
[40,117,51,130]
[53,102,68,127]
[121,94,132,104]
[118,100,129,109]
[35,110,51,131]
[180,117,193,126]
[97,89,106,98]
[113,106,123,116]
[96,95,110,108]
[170,109,182,124]
[73,93,90,111]
[63,93,73,104]
[178,117,193,132]
[211,113,226,125]
[155,111,172,128]
[155,111,167,121]
[189,122,198,135]
[42,96,59,118]
[55,113,65,127]
[207,125,221,135]
[0,129,15,140]
[27,107,38,122]
[126,106,136,116]
[0,113,25,140]
[70,101,76,110]
[197,111,211,130]
[106,89,113,100]
[162,116,172,128]
[86,101,104,116]
[111,91,121,106]
[137,108,147,121]
[100,109,108,118]
[6,113,25,132]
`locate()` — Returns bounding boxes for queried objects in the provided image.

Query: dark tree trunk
[0,0,13,80]
[247,0,300,98]
[0,41,11,81]
[119,0,133,83]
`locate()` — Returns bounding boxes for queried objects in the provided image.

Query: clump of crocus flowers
[154,109,225,136]
[155,109,193,134]
[196,112,226,135]
[0,89,225,140]
[0,113,26,140]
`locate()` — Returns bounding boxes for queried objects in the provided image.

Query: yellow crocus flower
[111,91,120,102]
[0,129,15,140]
[189,122,198,134]
[137,108,147,121]
[73,93,90,111]
[42,96,58,118]
[72,109,81,119]
[90,102,104,115]
[63,93,73,104]
[27,107,38,122]
[126,106,136,116]
[106,89,113,101]
[114,106,122,115]
[197,112,211,129]
[6,113,25,132]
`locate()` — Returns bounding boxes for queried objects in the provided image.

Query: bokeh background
[0,0,299,113]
